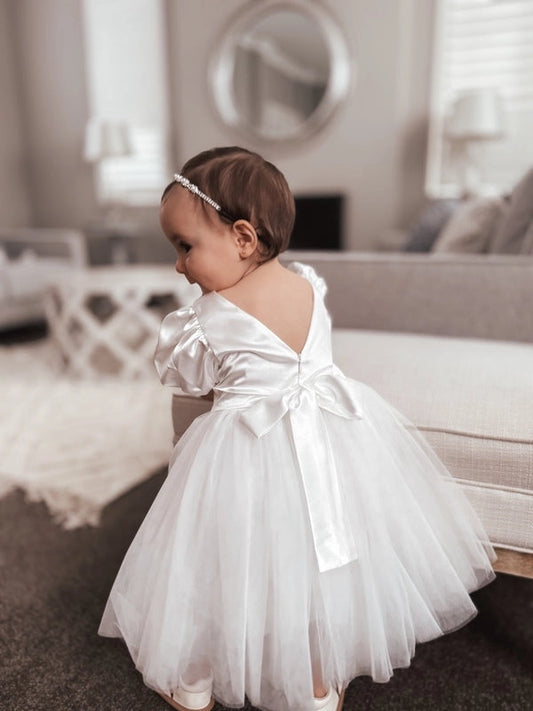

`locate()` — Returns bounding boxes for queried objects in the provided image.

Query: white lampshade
[446,89,504,141]
[84,119,133,162]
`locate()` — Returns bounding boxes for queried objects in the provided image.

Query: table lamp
[446,89,504,196]
[84,118,133,207]
[84,119,132,162]
[83,119,137,263]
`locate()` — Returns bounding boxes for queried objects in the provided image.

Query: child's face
[160,187,244,293]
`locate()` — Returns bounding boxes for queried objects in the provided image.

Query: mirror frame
[209,0,352,146]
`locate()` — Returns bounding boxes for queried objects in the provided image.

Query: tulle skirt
[98,382,496,711]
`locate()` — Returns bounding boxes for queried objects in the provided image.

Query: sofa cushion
[332,329,533,553]
[404,199,460,252]
[431,196,505,253]
[490,167,533,253]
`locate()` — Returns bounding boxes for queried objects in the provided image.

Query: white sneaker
[313,686,345,711]
[158,675,214,711]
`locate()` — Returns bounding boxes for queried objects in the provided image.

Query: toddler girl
[98,146,496,711]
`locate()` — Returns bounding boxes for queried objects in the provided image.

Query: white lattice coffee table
[45,266,199,379]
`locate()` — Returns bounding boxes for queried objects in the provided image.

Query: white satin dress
[98,261,496,711]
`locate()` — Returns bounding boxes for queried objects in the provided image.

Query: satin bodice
[196,275,332,407]
[155,263,326,392]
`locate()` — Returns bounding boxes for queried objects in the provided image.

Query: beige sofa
[170,251,533,579]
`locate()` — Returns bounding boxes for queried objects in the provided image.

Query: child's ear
[232,219,258,259]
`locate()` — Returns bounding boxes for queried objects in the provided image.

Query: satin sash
[215,368,364,572]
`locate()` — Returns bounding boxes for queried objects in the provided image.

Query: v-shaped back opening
[212,280,316,356]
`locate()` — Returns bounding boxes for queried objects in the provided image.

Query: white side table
[44,266,200,379]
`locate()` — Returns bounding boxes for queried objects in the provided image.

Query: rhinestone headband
[172,173,243,224]
[173,173,227,213]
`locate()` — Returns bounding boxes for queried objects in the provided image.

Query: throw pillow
[490,167,533,253]
[431,196,506,253]
[404,199,460,252]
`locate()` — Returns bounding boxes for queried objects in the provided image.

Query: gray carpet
[0,468,532,711]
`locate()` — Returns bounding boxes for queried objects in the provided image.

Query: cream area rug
[0,339,174,529]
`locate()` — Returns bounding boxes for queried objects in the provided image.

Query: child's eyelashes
[170,235,191,253]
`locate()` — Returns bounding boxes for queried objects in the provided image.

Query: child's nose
[175,255,185,274]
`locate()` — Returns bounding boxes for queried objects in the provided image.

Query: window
[426,0,533,196]
[81,0,170,206]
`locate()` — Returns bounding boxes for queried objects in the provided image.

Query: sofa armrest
[282,251,533,343]
[0,229,88,331]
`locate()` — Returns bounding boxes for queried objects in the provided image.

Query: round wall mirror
[209,0,352,145]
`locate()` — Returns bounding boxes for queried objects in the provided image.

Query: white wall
[0,0,32,226]
[170,0,436,249]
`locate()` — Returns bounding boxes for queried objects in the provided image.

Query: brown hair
[162,146,295,262]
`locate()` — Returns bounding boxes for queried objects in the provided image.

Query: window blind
[426,0,533,196]
[97,127,168,206]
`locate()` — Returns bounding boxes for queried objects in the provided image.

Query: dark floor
[0,468,531,711]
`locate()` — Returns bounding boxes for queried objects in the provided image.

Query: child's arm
[154,305,218,397]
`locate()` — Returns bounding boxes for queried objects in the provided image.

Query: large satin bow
[240,368,364,572]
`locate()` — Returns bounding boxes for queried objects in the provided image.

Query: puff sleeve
[154,305,218,396]
[287,261,328,298]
